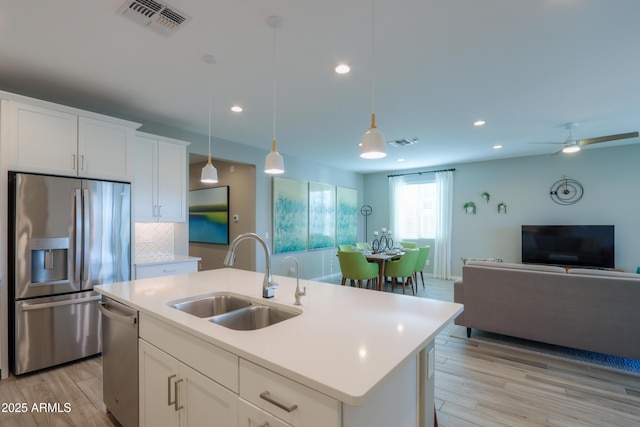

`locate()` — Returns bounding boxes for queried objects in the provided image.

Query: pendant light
[360,0,387,159]
[200,54,219,184]
[264,15,285,175]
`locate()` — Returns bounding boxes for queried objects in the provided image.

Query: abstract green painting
[309,182,336,250]
[336,186,358,245]
[273,177,308,253]
[189,186,229,244]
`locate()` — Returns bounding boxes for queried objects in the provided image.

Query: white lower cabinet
[139,339,238,427]
[238,399,293,427]
[239,359,340,427]
[135,260,198,279]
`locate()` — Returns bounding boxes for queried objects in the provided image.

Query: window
[396,177,436,239]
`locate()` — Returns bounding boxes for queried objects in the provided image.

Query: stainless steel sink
[210,305,300,330]
[169,293,253,318]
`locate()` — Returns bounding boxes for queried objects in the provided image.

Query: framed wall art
[273,177,308,253]
[336,186,358,245]
[309,182,336,250]
[188,186,230,244]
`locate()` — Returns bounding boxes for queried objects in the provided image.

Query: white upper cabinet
[2,95,139,181]
[78,117,133,180]
[134,132,190,222]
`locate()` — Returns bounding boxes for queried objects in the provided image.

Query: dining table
[365,251,403,291]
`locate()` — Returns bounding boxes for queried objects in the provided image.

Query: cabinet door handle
[80,155,85,171]
[72,154,77,170]
[168,374,177,407]
[259,391,298,413]
[158,205,162,217]
[174,378,184,411]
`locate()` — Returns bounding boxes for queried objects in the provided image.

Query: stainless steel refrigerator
[8,172,131,375]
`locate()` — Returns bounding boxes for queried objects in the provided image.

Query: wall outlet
[289,268,296,276]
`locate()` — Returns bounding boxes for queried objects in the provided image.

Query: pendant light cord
[272,22,278,143]
[208,64,213,159]
[371,0,376,117]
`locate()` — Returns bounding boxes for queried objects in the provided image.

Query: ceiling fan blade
[578,131,639,146]
[529,141,563,145]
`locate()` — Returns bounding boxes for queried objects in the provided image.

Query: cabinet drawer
[135,261,197,279]
[239,398,293,427]
[240,359,340,427]
[140,313,239,393]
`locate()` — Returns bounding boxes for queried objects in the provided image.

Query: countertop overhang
[95,268,463,406]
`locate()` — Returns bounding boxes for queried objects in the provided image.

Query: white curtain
[434,170,453,279]
[388,175,404,238]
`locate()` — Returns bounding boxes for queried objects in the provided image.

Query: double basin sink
[168,292,301,330]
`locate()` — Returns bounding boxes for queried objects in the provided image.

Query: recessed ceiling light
[335,64,351,74]
[473,120,486,126]
[230,105,243,113]
[493,144,503,149]
[397,158,405,162]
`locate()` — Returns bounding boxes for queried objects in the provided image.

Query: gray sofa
[454,261,640,359]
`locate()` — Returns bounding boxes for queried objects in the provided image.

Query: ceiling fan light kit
[531,122,639,155]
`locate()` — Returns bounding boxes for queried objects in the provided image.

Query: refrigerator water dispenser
[30,237,69,285]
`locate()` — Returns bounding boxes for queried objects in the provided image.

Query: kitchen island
[95,268,463,427]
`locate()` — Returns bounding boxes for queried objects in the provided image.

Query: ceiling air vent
[117,0,192,37]
[388,138,418,147]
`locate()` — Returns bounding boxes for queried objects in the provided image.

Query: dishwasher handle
[99,302,138,325]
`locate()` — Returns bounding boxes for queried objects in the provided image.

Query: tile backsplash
[135,222,175,259]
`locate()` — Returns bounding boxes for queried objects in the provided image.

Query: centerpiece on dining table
[371,228,396,253]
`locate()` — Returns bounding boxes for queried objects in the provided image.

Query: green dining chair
[338,244,355,252]
[414,246,431,289]
[400,241,417,249]
[384,249,419,295]
[337,251,379,289]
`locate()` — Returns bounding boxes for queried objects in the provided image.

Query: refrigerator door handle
[20,294,102,312]
[74,188,82,283]
[82,188,90,284]
[98,302,137,325]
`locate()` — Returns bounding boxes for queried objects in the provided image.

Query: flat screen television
[521,225,614,269]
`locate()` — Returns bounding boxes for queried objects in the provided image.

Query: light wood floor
[2,276,639,426]
[331,274,640,426]
[0,356,119,427]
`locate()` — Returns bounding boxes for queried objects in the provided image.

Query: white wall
[139,121,364,281]
[364,143,640,276]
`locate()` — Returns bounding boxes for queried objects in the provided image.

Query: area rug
[450,326,640,376]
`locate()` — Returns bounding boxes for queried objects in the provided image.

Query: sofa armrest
[453,278,465,325]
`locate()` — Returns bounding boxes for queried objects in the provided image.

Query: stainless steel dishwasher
[99,296,139,427]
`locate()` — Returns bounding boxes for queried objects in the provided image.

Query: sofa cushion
[466,261,567,274]
[567,268,640,279]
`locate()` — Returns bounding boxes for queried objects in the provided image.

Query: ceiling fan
[532,123,639,155]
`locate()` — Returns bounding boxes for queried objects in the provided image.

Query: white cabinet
[135,259,199,279]
[135,132,189,222]
[239,359,340,427]
[3,99,138,181]
[139,340,238,427]
[239,399,293,427]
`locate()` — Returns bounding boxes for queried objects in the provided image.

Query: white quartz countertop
[95,268,463,406]
[134,255,201,266]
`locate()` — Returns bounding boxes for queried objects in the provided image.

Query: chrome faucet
[280,256,306,306]
[224,232,279,298]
